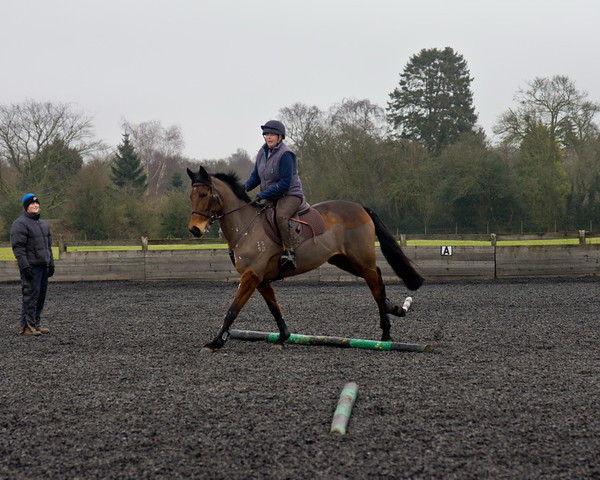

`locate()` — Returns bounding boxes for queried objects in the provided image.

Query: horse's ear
[199,166,210,181]
[187,166,210,184]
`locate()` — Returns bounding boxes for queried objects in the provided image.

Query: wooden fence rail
[1,238,599,283]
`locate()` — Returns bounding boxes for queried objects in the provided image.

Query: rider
[243,120,304,270]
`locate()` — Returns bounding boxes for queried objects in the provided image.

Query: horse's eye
[199,193,208,199]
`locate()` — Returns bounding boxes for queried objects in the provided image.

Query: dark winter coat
[10,212,54,271]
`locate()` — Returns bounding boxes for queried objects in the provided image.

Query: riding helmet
[261,120,286,139]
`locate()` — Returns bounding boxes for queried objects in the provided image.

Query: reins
[190,181,252,223]
[190,182,267,240]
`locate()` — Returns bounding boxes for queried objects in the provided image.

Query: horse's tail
[363,207,425,291]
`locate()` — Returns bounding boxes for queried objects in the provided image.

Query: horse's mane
[213,172,251,203]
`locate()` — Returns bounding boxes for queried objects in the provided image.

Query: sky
[2,0,599,161]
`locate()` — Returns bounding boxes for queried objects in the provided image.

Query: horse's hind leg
[257,281,290,348]
[329,255,393,341]
[362,267,395,341]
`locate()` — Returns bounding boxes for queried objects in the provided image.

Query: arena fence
[1,232,598,283]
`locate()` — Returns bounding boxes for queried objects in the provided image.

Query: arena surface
[1,277,599,479]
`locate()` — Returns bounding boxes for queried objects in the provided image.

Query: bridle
[190,181,261,227]
[190,181,223,224]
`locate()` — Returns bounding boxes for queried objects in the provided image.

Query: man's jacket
[10,211,54,271]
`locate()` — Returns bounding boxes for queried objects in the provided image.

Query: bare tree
[279,103,324,150]
[0,99,101,175]
[328,98,387,136]
[494,75,600,147]
[122,120,184,196]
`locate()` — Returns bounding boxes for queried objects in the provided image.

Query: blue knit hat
[22,193,39,210]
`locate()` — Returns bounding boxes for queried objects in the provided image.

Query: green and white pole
[330,382,359,435]
[229,330,431,352]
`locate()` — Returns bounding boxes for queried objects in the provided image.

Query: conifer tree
[387,47,478,154]
[110,133,147,192]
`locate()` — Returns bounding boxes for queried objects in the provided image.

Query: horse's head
[187,166,220,237]
[187,166,253,238]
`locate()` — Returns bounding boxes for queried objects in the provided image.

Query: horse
[187,166,424,351]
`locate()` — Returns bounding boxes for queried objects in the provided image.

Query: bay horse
[187,166,424,351]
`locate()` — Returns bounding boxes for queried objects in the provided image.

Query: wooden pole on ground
[229,330,431,352]
[330,382,359,435]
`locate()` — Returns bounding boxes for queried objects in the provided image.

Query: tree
[389,141,439,233]
[110,133,147,192]
[438,132,516,232]
[514,123,570,230]
[387,47,478,154]
[279,103,324,151]
[156,190,192,238]
[0,99,101,177]
[23,139,83,214]
[494,75,600,148]
[279,100,392,207]
[563,137,600,229]
[63,158,115,240]
[122,120,184,196]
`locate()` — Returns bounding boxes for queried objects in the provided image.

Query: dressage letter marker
[330,382,359,435]
[229,330,431,352]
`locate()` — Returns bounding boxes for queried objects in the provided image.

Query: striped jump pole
[330,382,359,435]
[229,330,431,352]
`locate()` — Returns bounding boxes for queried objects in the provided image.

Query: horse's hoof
[201,344,217,353]
[272,343,285,350]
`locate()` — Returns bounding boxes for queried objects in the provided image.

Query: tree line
[1,47,599,241]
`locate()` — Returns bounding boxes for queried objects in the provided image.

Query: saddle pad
[263,206,326,248]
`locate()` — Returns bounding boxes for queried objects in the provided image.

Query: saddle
[262,200,326,248]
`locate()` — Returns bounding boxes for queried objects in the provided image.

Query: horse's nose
[189,226,203,238]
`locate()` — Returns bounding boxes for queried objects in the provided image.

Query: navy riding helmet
[261,120,286,139]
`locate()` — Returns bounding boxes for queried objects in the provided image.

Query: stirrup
[279,251,296,270]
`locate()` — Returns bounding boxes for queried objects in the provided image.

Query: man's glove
[48,265,55,278]
[251,198,266,207]
[23,267,34,281]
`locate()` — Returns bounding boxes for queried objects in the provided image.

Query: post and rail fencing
[1,231,598,283]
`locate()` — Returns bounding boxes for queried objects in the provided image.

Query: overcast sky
[2,0,598,161]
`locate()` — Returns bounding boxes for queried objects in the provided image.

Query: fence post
[578,230,586,245]
[491,233,497,280]
[141,236,148,251]
[58,235,66,258]
[399,233,407,246]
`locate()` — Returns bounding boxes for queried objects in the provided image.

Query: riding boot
[279,222,297,271]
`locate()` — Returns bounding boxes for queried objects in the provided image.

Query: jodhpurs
[274,195,302,251]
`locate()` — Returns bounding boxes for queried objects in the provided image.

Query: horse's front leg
[256,281,290,349]
[203,271,260,352]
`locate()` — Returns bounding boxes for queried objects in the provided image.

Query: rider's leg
[275,195,302,270]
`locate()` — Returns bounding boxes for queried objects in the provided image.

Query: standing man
[10,193,55,335]
[243,120,305,270]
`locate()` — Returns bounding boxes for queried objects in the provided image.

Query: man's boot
[279,222,297,271]
[20,324,41,335]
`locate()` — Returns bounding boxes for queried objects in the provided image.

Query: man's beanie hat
[22,193,39,210]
